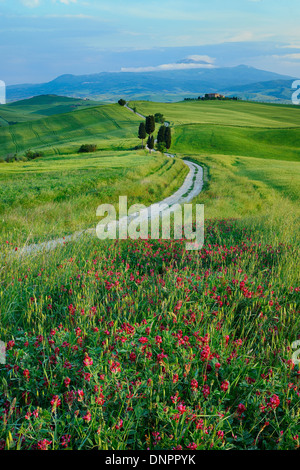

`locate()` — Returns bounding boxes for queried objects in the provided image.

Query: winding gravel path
[125,103,170,126]
[14,107,204,256]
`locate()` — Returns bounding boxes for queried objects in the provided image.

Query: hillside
[1,92,299,452]
[0,150,188,245]
[6,65,294,103]
[0,95,103,126]
[0,102,141,158]
[1,98,300,162]
[130,99,300,161]
[225,79,295,102]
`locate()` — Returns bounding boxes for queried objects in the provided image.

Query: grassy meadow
[0,95,103,126]
[130,100,300,161]
[0,103,142,158]
[0,151,188,245]
[0,99,189,245]
[0,97,299,450]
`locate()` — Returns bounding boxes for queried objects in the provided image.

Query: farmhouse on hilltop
[205,93,225,99]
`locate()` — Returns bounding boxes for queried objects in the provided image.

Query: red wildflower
[50,395,61,411]
[138,337,148,344]
[37,439,52,450]
[267,394,280,410]
[191,379,199,391]
[221,380,229,392]
[83,353,93,367]
[83,411,92,422]
[187,442,198,450]
[237,403,246,416]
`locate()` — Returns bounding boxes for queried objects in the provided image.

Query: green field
[130,100,300,161]
[191,153,300,217]
[0,95,103,126]
[130,99,300,128]
[2,98,300,162]
[0,98,299,245]
[0,99,191,245]
[0,151,188,245]
[0,96,299,450]
[0,102,142,158]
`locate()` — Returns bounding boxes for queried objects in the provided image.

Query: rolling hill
[6,65,294,103]
[225,79,295,103]
[1,97,300,163]
[0,95,103,126]
[130,99,300,162]
[0,102,142,158]
[1,65,299,454]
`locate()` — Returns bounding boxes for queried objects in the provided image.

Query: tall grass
[131,100,300,162]
[0,216,299,450]
[0,151,188,246]
[0,97,299,450]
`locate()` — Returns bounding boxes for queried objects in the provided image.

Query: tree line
[138,115,171,153]
[117,99,172,153]
[184,95,239,101]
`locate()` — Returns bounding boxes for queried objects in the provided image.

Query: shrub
[5,153,17,163]
[25,150,44,160]
[118,99,126,106]
[155,113,165,123]
[4,153,29,163]
[78,144,97,153]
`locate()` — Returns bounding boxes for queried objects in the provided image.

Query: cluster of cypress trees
[138,114,171,153]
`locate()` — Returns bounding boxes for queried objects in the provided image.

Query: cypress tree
[145,115,155,136]
[157,125,166,144]
[138,122,146,148]
[156,142,166,154]
[164,126,172,149]
[147,135,154,153]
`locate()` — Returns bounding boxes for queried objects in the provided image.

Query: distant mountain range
[6,65,296,103]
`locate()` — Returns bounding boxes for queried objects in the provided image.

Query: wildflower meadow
[1,219,299,450]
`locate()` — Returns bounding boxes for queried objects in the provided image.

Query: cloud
[19,0,77,8]
[19,0,77,7]
[89,3,228,22]
[21,0,40,7]
[121,62,216,73]
[121,54,215,72]
[279,44,300,50]
[52,0,77,4]
[273,53,300,61]
[121,54,216,72]
[46,13,93,19]
[182,55,215,64]
[226,31,255,43]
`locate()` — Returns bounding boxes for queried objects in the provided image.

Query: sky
[0,0,300,84]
